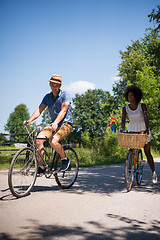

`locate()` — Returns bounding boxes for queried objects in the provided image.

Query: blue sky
[0,0,159,132]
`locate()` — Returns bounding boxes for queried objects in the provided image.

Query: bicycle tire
[136,149,143,185]
[54,146,79,189]
[125,149,134,192]
[8,147,38,198]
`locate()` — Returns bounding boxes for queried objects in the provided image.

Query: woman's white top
[125,103,152,143]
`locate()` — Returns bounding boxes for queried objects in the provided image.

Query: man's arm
[28,104,47,123]
[50,102,70,131]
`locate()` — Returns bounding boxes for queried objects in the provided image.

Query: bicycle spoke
[8,147,38,198]
[125,150,134,192]
[54,146,79,189]
[136,149,143,185]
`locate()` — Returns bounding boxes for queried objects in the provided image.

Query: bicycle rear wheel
[125,149,134,192]
[54,146,79,189]
[8,147,38,198]
[136,149,143,185]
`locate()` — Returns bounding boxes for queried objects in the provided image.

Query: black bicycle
[8,124,79,198]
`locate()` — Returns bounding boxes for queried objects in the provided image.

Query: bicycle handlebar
[23,122,51,131]
[120,130,147,134]
[23,123,52,146]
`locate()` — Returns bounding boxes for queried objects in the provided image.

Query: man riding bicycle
[24,74,73,174]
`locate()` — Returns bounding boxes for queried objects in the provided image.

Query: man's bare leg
[49,136,70,171]
[49,136,65,158]
[36,134,46,166]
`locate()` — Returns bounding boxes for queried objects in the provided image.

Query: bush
[99,129,127,161]
[81,130,92,148]
[76,147,96,166]
[99,112,128,162]
[76,112,127,166]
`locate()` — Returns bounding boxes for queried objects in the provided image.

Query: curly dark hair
[124,85,143,103]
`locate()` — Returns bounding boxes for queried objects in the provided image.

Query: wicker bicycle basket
[118,132,147,149]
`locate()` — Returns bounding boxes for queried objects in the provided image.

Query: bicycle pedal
[37,173,44,177]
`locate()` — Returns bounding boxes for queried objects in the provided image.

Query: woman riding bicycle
[121,85,157,184]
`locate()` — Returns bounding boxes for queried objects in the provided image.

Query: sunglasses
[49,82,61,87]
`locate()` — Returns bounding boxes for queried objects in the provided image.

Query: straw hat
[49,74,62,84]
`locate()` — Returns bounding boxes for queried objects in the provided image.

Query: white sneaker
[152,171,158,184]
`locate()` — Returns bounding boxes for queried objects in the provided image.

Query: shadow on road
[0,215,160,240]
[30,161,160,196]
[0,161,160,201]
[70,164,126,195]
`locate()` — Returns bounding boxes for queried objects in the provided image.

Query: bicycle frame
[128,148,143,174]
[125,148,144,192]
[24,124,56,172]
[132,148,143,174]
[24,124,69,175]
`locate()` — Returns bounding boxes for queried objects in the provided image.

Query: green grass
[151,150,160,158]
[75,147,126,167]
[0,145,159,170]
[0,145,18,170]
[0,156,13,170]
[141,148,160,160]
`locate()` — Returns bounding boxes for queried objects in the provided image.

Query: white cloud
[111,75,121,82]
[63,81,96,96]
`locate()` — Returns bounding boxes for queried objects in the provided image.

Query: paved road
[0,159,160,240]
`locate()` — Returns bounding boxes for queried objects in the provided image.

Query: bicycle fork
[133,149,143,174]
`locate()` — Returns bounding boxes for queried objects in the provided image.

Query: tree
[136,67,160,149]
[0,134,7,143]
[113,29,160,106]
[148,5,160,33]
[41,108,50,124]
[72,89,116,140]
[5,104,30,142]
[112,28,160,149]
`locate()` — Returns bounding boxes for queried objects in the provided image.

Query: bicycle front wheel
[136,149,143,185]
[125,149,134,192]
[54,146,79,189]
[8,147,38,198]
